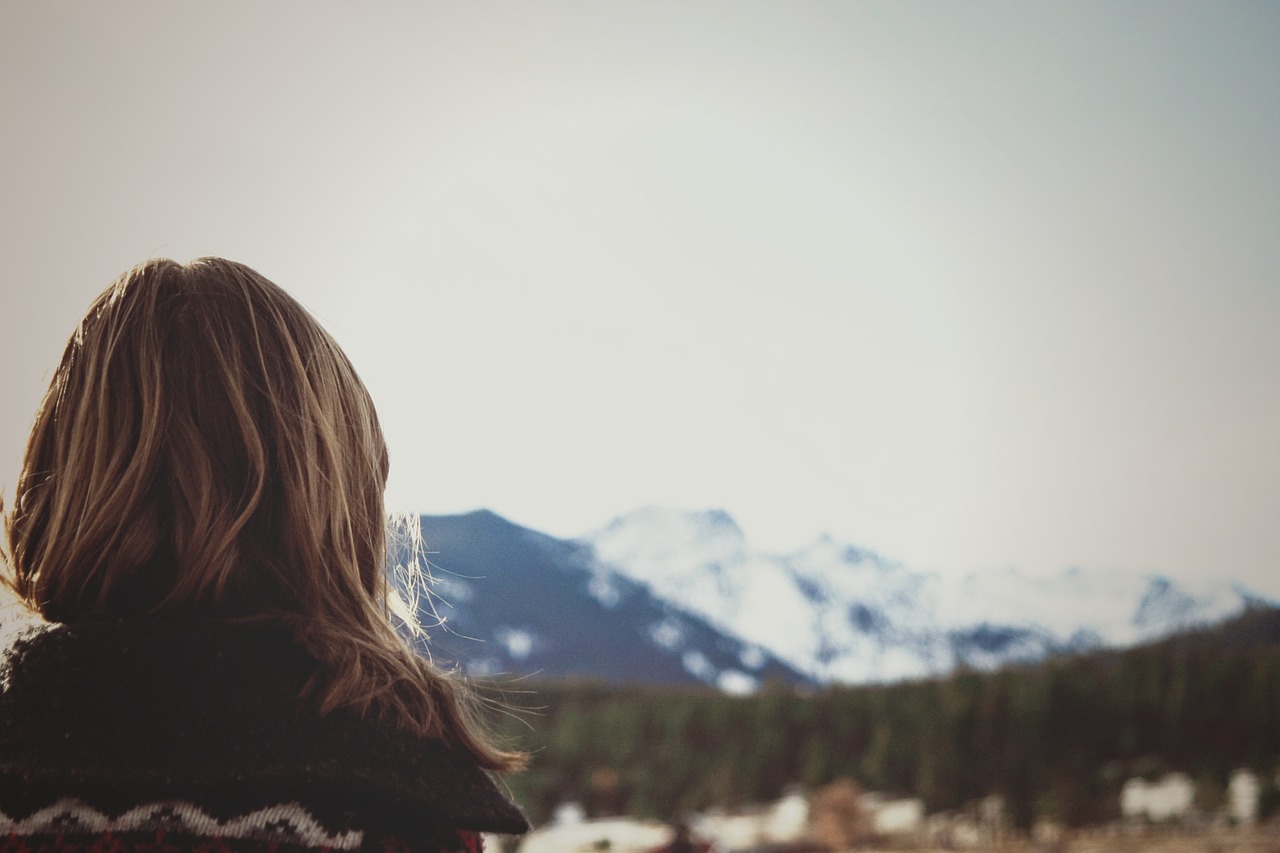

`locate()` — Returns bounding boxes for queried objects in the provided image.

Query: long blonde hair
[3,257,523,771]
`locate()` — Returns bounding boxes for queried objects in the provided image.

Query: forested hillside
[487,607,1280,828]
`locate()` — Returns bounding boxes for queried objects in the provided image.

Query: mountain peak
[590,506,750,571]
[414,509,812,690]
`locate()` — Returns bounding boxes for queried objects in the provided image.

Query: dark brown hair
[3,257,523,771]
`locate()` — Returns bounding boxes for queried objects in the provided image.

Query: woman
[0,258,528,851]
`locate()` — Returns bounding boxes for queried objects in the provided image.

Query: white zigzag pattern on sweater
[0,798,364,850]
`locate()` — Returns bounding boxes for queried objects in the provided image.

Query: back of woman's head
[8,258,387,622]
[4,258,522,770]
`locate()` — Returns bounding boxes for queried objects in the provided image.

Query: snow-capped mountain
[403,510,812,693]
[584,506,1270,683]
[406,507,1271,690]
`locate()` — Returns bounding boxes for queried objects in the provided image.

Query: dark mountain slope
[401,510,812,689]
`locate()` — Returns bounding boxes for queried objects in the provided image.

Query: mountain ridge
[408,507,1272,690]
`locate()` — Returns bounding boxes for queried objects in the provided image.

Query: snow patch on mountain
[717,670,760,696]
[648,619,685,651]
[494,626,535,660]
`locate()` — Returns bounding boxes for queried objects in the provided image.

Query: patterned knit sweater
[0,620,529,853]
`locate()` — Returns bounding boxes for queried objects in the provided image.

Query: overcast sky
[2,2,1277,594]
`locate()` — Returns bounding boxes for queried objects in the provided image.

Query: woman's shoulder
[0,620,529,843]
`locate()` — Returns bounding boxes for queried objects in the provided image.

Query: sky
[1,2,1277,595]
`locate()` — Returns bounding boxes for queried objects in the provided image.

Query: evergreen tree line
[484,607,1280,828]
